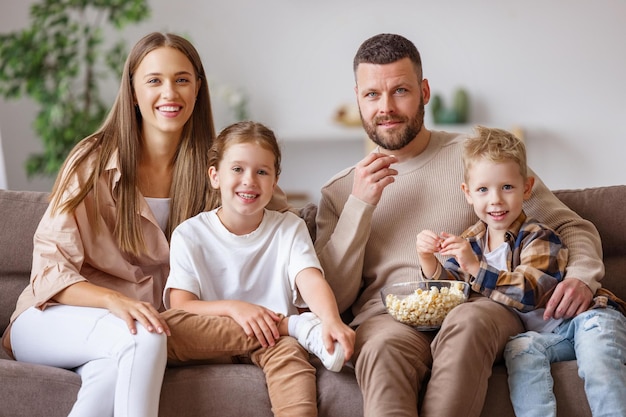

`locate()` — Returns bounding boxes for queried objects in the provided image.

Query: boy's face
[208,142,277,232]
[462,158,534,234]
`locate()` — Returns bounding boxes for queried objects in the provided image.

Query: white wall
[1,0,625,203]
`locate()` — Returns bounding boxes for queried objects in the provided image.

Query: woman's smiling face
[133,46,200,140]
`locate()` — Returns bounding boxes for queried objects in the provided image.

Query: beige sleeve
[524,171,604,293]
[29,204,88,310]
[315,193,375,313]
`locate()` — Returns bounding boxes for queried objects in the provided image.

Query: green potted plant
[0,0,150,178]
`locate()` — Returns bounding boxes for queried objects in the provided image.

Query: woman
[2,32,290,417]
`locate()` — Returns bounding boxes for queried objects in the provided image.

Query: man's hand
[544,278,594,320]
[352,151,398,205]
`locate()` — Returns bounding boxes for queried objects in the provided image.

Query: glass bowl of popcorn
[381,280,470,330]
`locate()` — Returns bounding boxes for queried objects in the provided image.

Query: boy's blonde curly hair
[462,125,528,183]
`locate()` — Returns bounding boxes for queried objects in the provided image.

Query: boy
[416,125,626,417]
[416,125,568,315]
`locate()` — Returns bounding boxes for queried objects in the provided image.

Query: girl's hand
[439,232,480,276]
[322,318,356,362]
[105,292,171,336]
[229,301,282,347]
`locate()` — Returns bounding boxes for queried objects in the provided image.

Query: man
[314,33,603,417]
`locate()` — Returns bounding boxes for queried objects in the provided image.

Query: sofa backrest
[1,186,625,336]
[552,185,626,302]
[0,190,49,333]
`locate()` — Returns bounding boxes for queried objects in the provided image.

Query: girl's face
[208,142,278,234]
[133,46,200,142]
[462,158,534,237]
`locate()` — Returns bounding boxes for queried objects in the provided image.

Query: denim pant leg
[572,308,626,417]
[504,328,576,417]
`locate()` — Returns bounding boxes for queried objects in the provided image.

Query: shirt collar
[104,148,122,189]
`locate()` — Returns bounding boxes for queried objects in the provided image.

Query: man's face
[355,57,429,151]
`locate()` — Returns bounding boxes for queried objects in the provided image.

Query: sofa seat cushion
[160,360,362,417]
[0,190,49,334]
[0,356,362,417]
[1,359,79,416]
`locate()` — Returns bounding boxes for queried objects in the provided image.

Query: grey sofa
[1,186,625,417]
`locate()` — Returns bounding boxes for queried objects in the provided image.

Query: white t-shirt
[145,197,170,232]
[164,208,322,316]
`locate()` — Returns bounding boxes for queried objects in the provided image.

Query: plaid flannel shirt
[437,211,568,312]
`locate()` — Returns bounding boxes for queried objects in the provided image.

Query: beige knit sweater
[315,130,604,326]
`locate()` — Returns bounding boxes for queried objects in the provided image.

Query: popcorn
[384,282,467,328]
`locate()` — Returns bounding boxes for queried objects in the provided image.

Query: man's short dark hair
[353,33,423,80]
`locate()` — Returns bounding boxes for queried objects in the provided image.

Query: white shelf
[275,123,509,143]
[274,123,524,142]
[276,125,365,142]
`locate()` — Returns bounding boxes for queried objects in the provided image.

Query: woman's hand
[54,281,170,336]
[105,292,171,336]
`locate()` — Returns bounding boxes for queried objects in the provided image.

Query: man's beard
[361,102,425,151]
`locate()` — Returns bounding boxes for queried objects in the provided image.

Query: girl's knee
[261,336,309,361]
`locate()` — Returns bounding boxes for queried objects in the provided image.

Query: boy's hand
[230,301,282,347]
[416,230,442,255]
[439,232,480,276]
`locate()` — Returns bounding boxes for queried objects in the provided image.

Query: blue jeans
[504,308,626,417]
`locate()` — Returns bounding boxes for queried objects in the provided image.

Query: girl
[163,121,355,417]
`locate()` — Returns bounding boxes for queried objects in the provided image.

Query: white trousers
[11,305,167,417]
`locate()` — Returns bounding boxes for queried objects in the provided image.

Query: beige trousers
[353,294,522,417]
[162,309,318,417]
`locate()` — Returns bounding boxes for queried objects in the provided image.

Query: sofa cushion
[0,190,49,334]
[553,185,626,301]
[553,185,626,257]
[159,361,362,417]
[0,359,78,416]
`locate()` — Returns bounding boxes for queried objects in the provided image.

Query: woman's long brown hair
[49,32,216,256]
